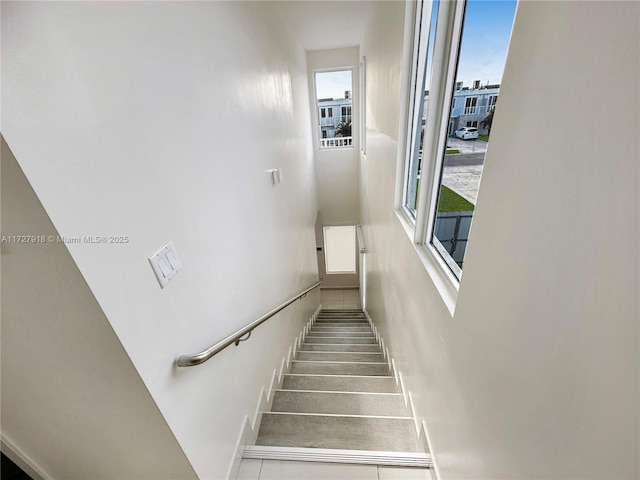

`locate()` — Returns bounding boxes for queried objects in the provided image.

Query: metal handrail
[176,280,322,367]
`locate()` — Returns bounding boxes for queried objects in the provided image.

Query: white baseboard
[363,309,439,476]
[1,434,52,480]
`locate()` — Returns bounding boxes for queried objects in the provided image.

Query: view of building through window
[315,70,353,149]
[404,0,516,279]
[431,0,516,278]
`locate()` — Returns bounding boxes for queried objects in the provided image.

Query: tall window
[401,0,516,282]
[488,95,498,111]
[404,0,440,217]
[315,70,353,149]
[341,106,352,123]
[464,97,477,115]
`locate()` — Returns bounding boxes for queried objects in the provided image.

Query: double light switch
[149,241,182,288]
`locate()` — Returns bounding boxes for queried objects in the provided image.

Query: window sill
[394,209,459,317]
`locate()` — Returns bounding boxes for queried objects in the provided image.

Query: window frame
[396,0,468,313]
[312,68,355,151]
[360,56,367,155]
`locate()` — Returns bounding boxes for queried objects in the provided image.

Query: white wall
[2,2,320,478]
[1,139,198,480]
[360,1,639,479]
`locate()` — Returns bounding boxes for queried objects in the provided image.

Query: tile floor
[237,459,432,480]
[321,288,361,310]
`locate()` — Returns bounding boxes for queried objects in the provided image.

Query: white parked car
[454,127,479,140]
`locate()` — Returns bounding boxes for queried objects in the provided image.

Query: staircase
[243,309,431,468]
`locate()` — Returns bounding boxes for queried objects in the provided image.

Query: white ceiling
[272,1,374,52]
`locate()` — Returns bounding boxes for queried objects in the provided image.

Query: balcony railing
[320,136,353,148]
[341,115,352,124]
[320,117,335,127]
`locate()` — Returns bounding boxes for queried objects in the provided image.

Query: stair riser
[320,308,364,313]
[271,391,406,416]
[299,344,381,352]
[296,352,385,362]
[305,337,377,344]
[290,362,390,376]
[314,318,369,327]
[319,311,364,314]
[282,375,398,393]
[317,317,367,321]
[311,326,372,331]
[307,331,374,337]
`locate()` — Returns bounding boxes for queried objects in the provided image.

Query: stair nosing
[284,373,395,378]
[242,445,431,468]
[305,335,375,338]
[261,411,412,420]
[274,389,403,396]
[296,351,383,355]
[291,360,387,365]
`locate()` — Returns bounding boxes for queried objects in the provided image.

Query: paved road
[446,137,488,154]
[444,152,485,167]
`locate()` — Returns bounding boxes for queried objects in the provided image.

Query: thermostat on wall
[149,241,182,288]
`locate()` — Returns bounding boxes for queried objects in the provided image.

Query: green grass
[445,149,460,154]
[412,181,474,213]
[436,185,475,212]
[478,135,489,142]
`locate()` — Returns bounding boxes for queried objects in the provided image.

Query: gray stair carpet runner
[243,309,431,468]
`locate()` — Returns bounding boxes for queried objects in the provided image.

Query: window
[360,56,367,155]
[323,226,356,274]
[488,95,498,111]
[464,97,478,115]
[341,106,352,123]
[404,0,440,218]
[400,0,517,285]
[314,70,353,149]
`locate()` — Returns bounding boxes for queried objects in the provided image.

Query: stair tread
[290,361,390,376]
[311,326,372,330]
[271,390,407,416]
[295,352,385,362]
[282,374,399,393]
[305,337,377,344]
[256,413,421,452]
[300,344,381,352]
[308,332,374,338]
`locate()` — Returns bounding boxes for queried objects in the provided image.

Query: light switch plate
[149,241,182,288]
[269,168,281,185]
